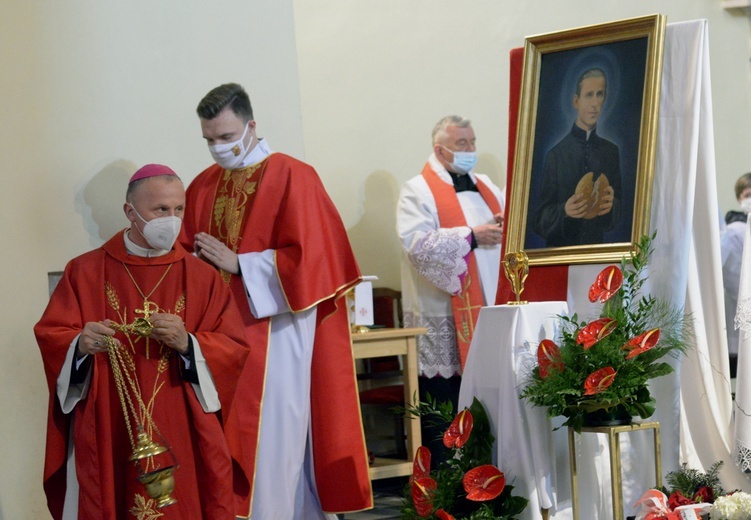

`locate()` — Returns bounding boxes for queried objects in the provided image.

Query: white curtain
[653,19,749,493]
[550,19,750,518]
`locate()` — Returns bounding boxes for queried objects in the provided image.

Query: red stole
[421,163,502,369]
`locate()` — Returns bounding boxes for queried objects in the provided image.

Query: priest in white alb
[397,114,505,462]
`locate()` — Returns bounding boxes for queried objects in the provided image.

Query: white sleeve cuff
[56,334,91,414]
[238,250,291,318]
[188,334,221,413]
[406,227,472,295]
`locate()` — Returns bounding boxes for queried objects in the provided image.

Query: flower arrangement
[710,492,751,519]
[663,461,725,508]
[401,397,528,519]
[520,234,691,432]
[632,462,731,519]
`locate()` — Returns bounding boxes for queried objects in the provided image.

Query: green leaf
[518,232,692,432]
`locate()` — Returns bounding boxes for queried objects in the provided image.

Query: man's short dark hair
[735,172,751,200]
[196,83,254,122]
[575,68,607,97]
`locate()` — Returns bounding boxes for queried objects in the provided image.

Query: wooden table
[352,327,425,480]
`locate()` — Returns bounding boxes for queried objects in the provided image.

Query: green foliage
[519,233,693,432]
[400,397,529,519]
[400,391,458,431]
[664,461,726,500]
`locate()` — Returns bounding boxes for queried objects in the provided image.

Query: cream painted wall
[293,1,751,290]
[0,1,303,517]
[1,0,750,517]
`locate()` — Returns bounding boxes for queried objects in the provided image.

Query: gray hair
[432,115,471,145]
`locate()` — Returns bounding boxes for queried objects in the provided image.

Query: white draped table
[458,301,567,520]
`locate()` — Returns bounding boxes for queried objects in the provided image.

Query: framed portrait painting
[505,14,666,266]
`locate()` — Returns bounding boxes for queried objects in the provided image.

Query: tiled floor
[339,477,407,520]
[339,494,402,520]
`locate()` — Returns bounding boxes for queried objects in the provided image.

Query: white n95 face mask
[741,198,751,214]
[130,205,182,251]
[209,123,252,170]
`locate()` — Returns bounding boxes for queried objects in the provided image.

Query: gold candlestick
[503,251,529,305]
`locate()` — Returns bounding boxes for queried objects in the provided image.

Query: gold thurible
[104,317,179,508]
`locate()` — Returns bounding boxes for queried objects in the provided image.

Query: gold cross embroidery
[456,274,482,344]
[135,300,161,322]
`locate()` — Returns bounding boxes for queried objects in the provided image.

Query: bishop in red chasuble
[35,167,250,520]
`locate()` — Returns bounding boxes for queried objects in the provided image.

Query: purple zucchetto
[128,164,178,184]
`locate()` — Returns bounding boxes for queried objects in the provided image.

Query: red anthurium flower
[411,477,437,517]
[576,318,617,349]
[443,408,473,449]
[462,465,506,501]
[583,367,617,395]
[436,509,456,520]
[623,328,660,359]
[537,339,564,379]
[412,446,431,481]
[589,265,624,303]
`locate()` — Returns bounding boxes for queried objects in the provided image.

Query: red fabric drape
[496,47,569,304]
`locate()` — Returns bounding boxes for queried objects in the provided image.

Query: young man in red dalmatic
[35,165,251,520]
[180,83,373,520]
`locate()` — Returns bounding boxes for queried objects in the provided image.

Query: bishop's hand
[78,320,118,357]
[194,232,240,275]
[150,312,189,355]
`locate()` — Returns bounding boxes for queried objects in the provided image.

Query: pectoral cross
[135,300,161,322]
[131,300,161,352]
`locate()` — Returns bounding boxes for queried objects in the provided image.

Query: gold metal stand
[568,421,661,520]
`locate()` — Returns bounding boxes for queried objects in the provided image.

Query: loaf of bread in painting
[574,172,610,220]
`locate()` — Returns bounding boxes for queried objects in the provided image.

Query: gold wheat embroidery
[102,282,185,460]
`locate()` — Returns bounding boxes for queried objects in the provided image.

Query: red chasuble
[35,233,250,520]
[181,154,373,515]
[421,163,502,368]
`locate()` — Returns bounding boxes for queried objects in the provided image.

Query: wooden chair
[358,288,407,458]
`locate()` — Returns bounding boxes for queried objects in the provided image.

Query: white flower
[711,492,751,519]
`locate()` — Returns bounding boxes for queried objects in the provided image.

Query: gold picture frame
[505,14,666,266]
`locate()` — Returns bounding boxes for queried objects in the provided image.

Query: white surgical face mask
[209,123,252,170]
[442,146,478,174]
[741,198,751,214]
[130,204,182,251]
